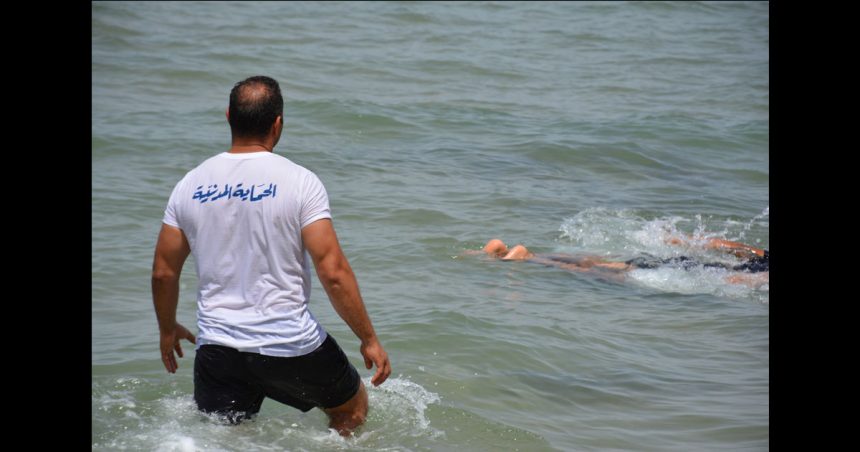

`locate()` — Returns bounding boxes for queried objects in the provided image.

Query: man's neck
[228,141,273,154]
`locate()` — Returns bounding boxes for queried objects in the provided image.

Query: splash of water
[92,376,442,451]
[737,206,769,242]
[628,266,768,304]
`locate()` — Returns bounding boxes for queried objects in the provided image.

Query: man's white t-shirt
[163,151,329,357]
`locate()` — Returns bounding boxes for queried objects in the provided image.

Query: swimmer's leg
[565,255,631,271]
[592,261,632,271]
[502,244,534,260]
[483,239,509,257]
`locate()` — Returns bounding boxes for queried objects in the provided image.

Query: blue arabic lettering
[192,182,278,203]
[192,184,218,203]
[251,183,274,202]
[210,184,232,201]
[232,183,249,201]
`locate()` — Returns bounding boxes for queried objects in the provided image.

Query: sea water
[93,2,768,450]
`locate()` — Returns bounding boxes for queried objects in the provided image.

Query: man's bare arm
[151,223,196,373]
[302,219,391,386]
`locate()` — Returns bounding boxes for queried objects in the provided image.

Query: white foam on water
[628,266,768,303]
[93,376,443,451]
[154,434,199,452]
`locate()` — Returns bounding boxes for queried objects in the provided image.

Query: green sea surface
[92,2,768,450]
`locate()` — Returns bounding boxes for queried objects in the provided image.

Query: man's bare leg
[323,381,368,436]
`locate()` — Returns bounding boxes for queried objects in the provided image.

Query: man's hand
[152,223,193,374]
[160,323,196,373]
[360,339,391,386]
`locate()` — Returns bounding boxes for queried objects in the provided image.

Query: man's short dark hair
[228,76,283,139]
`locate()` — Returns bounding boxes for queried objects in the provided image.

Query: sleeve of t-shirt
[162,177,185,228]
[300,172,332,228]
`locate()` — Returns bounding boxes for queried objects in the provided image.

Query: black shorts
[193,334,361,423]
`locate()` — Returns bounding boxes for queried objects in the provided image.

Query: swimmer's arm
[303,218,391,386]
[666,235,765,258]
[703,238,766,258]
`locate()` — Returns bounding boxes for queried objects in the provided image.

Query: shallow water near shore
[93,2,768,450]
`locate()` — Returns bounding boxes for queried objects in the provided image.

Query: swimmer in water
[478,236,768,287]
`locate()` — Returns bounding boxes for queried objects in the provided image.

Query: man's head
[228,76,283,143]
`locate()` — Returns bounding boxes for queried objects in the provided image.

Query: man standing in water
[151,76,390,434]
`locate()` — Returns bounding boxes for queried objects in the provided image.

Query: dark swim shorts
[732,249,769,273]
[624,255,717,270]
[193,334,361,423]
[626,250,769,273]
